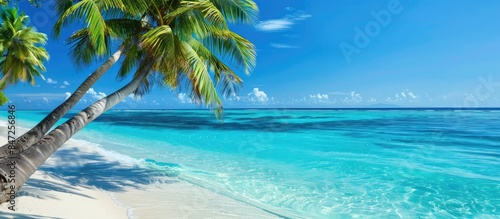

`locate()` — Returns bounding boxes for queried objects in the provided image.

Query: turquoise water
[13,109,500,218]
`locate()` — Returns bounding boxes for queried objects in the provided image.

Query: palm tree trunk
[0,46,125,159]
[0,59,153,204]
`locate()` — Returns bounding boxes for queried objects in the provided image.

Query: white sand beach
[0,127,279,219]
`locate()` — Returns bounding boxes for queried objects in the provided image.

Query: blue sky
[4,0,500,109]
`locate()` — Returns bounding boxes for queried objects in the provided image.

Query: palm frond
[131,58,155,96]
[53,0,113,54]
[165,0,227,29]
[209,0,258,24]
[180,40,223,116]
[66,28,106,67]
[187,37,242,98]
[154,34,187,89]
[105,18,144,39]
[141,25,175,60]
[202,29,255,74]
[117,39,145,79]
[53,0,74,17]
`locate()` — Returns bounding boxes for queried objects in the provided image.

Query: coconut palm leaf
[187,37,242,97]
[201,30,255,74]
[209,0,258,24]
[181,41,222,110]
[0,7,48,88]
[54,0,109,54]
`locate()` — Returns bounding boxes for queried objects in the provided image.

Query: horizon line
[11,107,500,111]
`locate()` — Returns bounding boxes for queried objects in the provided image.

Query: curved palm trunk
[0,59,152,203]
[0,47,124,159]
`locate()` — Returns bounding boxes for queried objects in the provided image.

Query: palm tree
[0,0,135,157]
[0,0,257,203]
[0,7,48,90]
[116,0,257,114]
[0,0,258,156]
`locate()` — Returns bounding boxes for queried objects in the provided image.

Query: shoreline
[0,136,129,219]
[0,125,280,219]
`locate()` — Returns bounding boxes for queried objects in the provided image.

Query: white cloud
[286,8,312,21]
[42,97,49,104]
[152,100,160,106]
[256,19,293,31]
[310,93,329,100]
[270,43,299,49]
[178,93,193,104]
[309,93,330,103]
[59,85,67,88]
[248,88,269,102]
[86,88,107,99]
[46,78,57,84]
[127,94,141,101]
[65,92,71,100]
[386,90,420,102]
[63,81,70,86]
[226,93,240,101]
[256,9,311,32]
[408,92,417,99]
[294,14,312,20]
[343,91,363,103]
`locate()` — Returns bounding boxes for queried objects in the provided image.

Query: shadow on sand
[22,145,178,199]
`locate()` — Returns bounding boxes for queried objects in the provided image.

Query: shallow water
[14,109,500,218]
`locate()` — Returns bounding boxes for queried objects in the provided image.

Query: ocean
[12,109,500,218]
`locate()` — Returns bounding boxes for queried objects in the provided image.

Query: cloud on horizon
[86,88,106,100]
[386,90,420,102]
[343,91,363,104]
[225,93,241,101]
[248,88,269,102]
[310,93,329,101]
[178,93,193,104]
